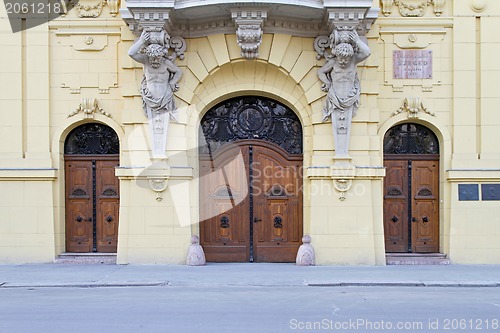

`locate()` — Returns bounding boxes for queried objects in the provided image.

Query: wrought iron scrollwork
[199,96,302,155]
[383,123,439,155]
[220,216,230,228]
[273,216,283,228]
[64,123,119,155]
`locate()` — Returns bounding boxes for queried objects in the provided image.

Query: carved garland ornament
[381,0,446,17]
[63,0,120,18]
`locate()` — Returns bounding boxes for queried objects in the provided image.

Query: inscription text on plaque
[393,50,432,79]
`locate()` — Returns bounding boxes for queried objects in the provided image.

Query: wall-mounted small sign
[393,50,432,79]
[481,184,500,201]
[458,184,479,201]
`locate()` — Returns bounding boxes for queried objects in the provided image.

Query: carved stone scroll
[391,97,435,118]
[68,98,111,119]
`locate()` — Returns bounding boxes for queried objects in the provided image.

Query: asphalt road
[1,286,499,333]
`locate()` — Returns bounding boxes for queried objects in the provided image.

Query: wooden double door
[383,157,439,253]
[65,156,120,253]
[200,142,303,262]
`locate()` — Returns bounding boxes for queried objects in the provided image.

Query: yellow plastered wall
[3,0,500,264]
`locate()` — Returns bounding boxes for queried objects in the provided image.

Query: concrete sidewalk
[1,263,500,288]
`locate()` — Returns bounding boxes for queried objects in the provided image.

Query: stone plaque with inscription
[393,50,432,79]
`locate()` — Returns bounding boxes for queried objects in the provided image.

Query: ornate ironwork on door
[383,123,438,155]
[64,123,119,155]
[199,96,302,155]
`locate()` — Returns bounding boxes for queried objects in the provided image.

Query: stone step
[386,253,451,265]
[54,253,117,265]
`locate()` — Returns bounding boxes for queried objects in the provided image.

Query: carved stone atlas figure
[317,27,370,160]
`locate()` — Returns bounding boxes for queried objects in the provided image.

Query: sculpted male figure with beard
[128,30,182,120]
[318,28,370,159]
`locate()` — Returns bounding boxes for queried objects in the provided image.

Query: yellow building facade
[1,0,499,265]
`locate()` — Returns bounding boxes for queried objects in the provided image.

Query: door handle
[253,217,262,223]
[76,215,83,222]
[87,217,93,222]
[411,217,417,223]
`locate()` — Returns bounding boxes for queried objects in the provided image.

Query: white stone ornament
[186,235,206,266]
[68,98,111,119]
[296,235,315,266]
[232,9,267,59]
[149,178,168,202]
[333,179,352,201]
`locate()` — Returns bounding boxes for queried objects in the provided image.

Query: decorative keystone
[231,9,267,59]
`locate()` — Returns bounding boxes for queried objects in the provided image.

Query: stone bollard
[296,235,315,266]
[186,235,206,266]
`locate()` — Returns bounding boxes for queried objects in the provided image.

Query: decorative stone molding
[391,97,435,118]
[381,0,446,17]
[74,0,105,18]
[186,235,206,266]
[121,2,377,39]
[471,0,487,13]
[68,98,111,119]
[296,235,315,266]
[149,178,168,202]
[231,9,267,59]
[325,0,378,33]
[107,0,120,17]
[333,179,353,201]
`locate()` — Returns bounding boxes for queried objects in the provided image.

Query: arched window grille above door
[199,96,303,155]
[64,123,119,155]
[383,123,439,155]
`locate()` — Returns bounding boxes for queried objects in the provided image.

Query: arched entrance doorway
[64,123,120,253]
[383,123,440,253]
[199,96,303,262]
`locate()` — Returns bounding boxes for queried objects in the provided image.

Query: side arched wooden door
[383,123,440,253]
[64,124,120,253]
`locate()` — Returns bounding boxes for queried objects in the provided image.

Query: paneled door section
[200,142,303,262]
[65,157,120,253]
[384,159,439,253]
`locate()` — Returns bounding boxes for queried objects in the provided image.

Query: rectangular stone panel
[393,50,432,79]
[458,184,479,201]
